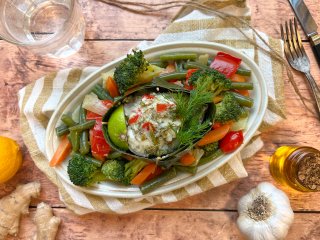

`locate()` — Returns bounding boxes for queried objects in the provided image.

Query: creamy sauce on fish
[124,92,181,157]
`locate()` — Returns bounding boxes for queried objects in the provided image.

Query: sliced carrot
[145,166,163,181]
[131,163,157,185]
[213,96,223,104]
[230,74,246,82]
[233,89,250,97]
[49,136,72,167]
[180,152,196,166]
[105,76,120,98]
[161,63,176,74]
[197,124,231,146]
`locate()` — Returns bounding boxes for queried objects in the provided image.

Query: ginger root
[33,202,61,240]
[0,182,41,239]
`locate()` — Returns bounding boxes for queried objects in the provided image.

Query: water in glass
[0,0,85,57]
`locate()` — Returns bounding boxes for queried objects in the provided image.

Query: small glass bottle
[269,146,320,192]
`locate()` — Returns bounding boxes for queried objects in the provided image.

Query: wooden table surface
[1,0,320,239]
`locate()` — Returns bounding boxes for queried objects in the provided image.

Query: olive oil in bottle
[269,146,320,192]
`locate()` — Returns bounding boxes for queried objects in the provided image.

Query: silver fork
[281,18,320,118]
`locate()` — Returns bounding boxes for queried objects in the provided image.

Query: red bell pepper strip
[86,100,113,120]
[210,52,241,78]
[184,69,198,90]
[89,119,111,160]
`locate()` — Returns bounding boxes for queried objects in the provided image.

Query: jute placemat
[18,0,285,214]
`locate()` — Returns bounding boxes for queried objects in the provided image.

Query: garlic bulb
[237,182,294,240]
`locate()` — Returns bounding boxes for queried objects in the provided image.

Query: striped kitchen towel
[18,0,285,214]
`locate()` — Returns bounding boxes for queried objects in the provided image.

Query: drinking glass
[0,0,85,57]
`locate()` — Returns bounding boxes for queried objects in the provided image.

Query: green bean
[154,71,187,82]
[230,92,254,108]
[175,165,198,175]
[79,106,86,123]
[55,124,69,137]
[92,84,113,100]
[79,130,90,155]
[160,53,197,62]
[61,114,77,127]
[240,108,249,118]
[175,61,185,72]
[149,61,167,68]
[69,120,96,132]
[184,61,208,70]
[69,131,80,152]
[78,107,91,155]
[107,151,123,159]
[236,67,251,76]
[198,149,224,166]
[140,167,177,194]
[230,82,254,90]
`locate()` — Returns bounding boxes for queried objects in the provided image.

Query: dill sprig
[172,78,213,147]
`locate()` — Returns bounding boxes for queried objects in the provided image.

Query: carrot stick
[231,74,246,82]
[197,124,231,146]
[131,163,157,185]
[105,76,120,98]
[180,152,196,166]
[49,135,72,167]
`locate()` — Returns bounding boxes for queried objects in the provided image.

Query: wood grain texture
[78,0,319,40]
[5,209,320,240]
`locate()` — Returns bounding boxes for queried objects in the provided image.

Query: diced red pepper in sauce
[142,122,154,131]
[129,114,140,125]
[90,119,111,160]
[210,52,241,78]
[142,94,155,100]
[156,103,170,112]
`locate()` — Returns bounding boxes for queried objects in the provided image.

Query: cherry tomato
[219,131,244,153]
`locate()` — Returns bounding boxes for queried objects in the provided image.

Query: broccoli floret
[188,68,232,97]
[101,159,126,182]
[122,159,149,185]
[114,50,150,94]
[215,92,243,124]
[67,153,105,187]
[201,142,219,157]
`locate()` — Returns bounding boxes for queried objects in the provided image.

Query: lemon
[108,105,129,150]
[0,136,22,183]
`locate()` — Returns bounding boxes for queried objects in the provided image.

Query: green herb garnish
[172,78,213,147]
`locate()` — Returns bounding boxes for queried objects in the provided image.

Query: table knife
[289,0,320,64]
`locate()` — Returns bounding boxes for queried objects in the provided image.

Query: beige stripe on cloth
[18,0,285,214]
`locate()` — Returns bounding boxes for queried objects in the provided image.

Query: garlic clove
[237,182,294,240]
